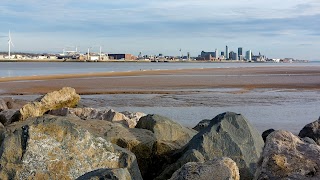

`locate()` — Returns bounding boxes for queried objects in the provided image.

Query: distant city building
[215,49,219,59]
[229,51,238,60]
[226,46,229,59]
[200,51,215,60]
[252,52,267,62]
[238,47,243,59]
[246,50,252,61]
[108,54,135,60]
[221,52,224,56]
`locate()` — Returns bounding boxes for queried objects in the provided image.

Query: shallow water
[0,62,319,77]
[80,89,320,134]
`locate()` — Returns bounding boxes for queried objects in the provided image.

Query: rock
[255,130,320,179]
[0,115,142,180]
[136,114,197,156]
[302,137,317,145]
[102,121,156,179]
[0,109,17,125]
[192,119,211,131]
[169,157,240,180]
[0,99,8,111]
[262,128,275,142]
[11,87,80,122]
[157,112,264,180]
[299,119,320,145]
[76,168,132,180]
[49,108,145,128]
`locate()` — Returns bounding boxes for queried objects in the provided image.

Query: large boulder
[299,119,320,145]
[169,157,240,180]
[11,87,80,122]
[136,114,197,156]
[255,130,320,179]
[48,108,145,128]
[157,112,264,180]
[0,115,142,180]
[0,99,8,111]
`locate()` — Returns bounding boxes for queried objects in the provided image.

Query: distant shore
[0,66,319,95]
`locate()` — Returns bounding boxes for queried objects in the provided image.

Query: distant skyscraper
[221,52,224,56]
[238,47,243,59]
[215,49,219,58]
[246,50,252,61]
[229,51,238,60]
[226,46,229,59]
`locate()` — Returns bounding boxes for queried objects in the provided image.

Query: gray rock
[10,87,80,122]
[192,119,211,131]
[0,115,142,180]
[49,108,145,128]
[0,109,18,125]
[169,157,240,180]
[157,112,264,180]
[255,130,320,179]
[76,168,132,180]
[303,137,317,145]
[299,119,320,145]
[262,129,275,142]
[136,114,197,156]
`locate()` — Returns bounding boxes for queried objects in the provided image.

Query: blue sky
[0,0,320,59]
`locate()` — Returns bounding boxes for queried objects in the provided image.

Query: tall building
[226,46,229,59]
[215,49,219,59]
[246,50,252,61]
[238,47,243,59]
[229,51,238,60]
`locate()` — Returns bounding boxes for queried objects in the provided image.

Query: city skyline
[0,0,320,60]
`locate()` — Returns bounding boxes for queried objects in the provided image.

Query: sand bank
[0,66,319,95]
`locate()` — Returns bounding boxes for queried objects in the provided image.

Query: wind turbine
[8,30,14,60]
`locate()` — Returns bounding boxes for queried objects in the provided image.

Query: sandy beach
[0,66,320,95]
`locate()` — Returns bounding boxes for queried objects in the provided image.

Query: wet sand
[0,66,319,95]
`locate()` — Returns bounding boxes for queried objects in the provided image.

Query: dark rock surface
[157,112,264,180]
[255,130,320,179]
[262,128,275,142]
[192,119,211,131]
[299,119,320,145]
[76,168,132,180]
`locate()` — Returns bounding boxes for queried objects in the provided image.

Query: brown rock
[11,87,80,122]
[255,130,320,179]
[0,115,142,180]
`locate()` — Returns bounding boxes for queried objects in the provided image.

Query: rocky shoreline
[0,87,319,179]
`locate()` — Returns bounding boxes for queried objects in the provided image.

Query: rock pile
[0,87,319,180]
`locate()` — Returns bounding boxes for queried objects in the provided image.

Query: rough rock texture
[262,129,275,142]
[157,112,264,180]
[299,120,320,145]
[0,115,142,180]
[0,110,17,125]
[255,130,320,179]
[192,119,211,132]
[11,87,80,122]
[49,107,145,128]
[169,157,240,180]
[0,99,8,111]
[76,168,132,180]
[136,114,197,156]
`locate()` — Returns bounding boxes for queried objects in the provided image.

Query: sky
[0,0,320,60]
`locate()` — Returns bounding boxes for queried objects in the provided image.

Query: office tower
[215,49,219,59]
[246,50,252,61]
[226,46,229,59]
[238,47,243,59]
